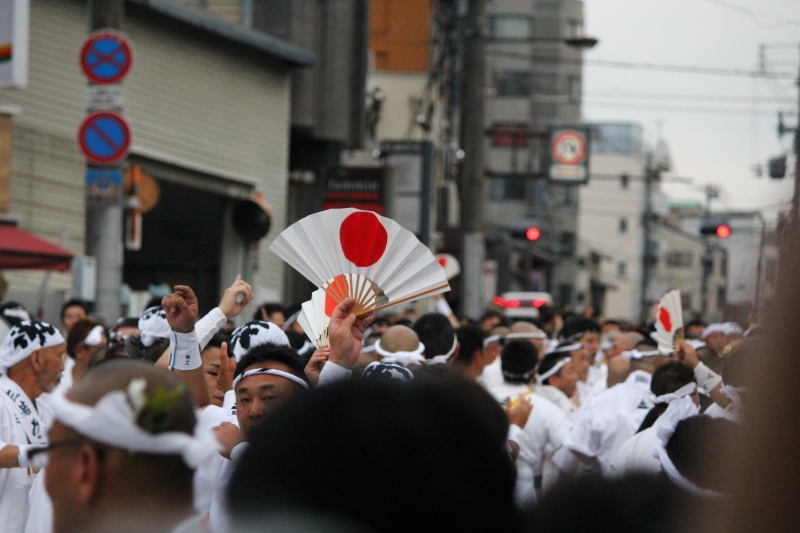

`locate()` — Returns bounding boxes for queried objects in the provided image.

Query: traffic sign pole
[83,0,128,322]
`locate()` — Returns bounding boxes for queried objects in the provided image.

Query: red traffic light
[716,224,731,239]
[526,227,541,241]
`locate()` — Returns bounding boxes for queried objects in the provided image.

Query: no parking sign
[80,29,133,85]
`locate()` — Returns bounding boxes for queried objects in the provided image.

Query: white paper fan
[435,253,461,280]
[270,209,451,316]
[297,289,331,349]
[653,290,684,353]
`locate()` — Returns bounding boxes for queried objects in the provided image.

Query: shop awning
[0,222,72,271]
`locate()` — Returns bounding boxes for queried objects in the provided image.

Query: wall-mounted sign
[548,126,590,184]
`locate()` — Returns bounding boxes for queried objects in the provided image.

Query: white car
[493,291,554,320]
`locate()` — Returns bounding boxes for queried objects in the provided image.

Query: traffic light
[508,226,542,241]
[525,227,541,241]
[700,219,731,239]
[768,156,786,179]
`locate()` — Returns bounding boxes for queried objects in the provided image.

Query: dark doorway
[124,179,224,314]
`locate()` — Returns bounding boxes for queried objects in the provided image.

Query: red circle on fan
[340,211,388,267]
[438,257,447,267]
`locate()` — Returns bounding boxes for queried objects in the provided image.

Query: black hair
[144,297,164,311]
[227,378,517,532]
[651,361,695,398]
[665,416,739,493]
[413,313,455,359]
[452,324,484,367]
[480,309,510,328]
[203,332,230,351]
[501,339,538,384]
[234,343,307,387]
[526,473,681,532]
[637,361,696,432]
[537,352,571,385]
[66,319,107,359]
[559,317,601,342]
[534,304,558,329]
[112,317,139,331]
[60,298,89,321]
[253,302,284,321]
[284,330,309,351]
[126,335,170,364]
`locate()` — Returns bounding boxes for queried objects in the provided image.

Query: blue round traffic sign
[78,111,131,166]
[80,29,133,84]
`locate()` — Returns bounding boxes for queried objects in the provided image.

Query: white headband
[651,396,725,499]
[621,348,662,360]
[426,335,458,366]
[83,325,105,347]
[373,339,426,367]
[543,343,583,356]
[232,367,309,391]
[0,321,65,371]
[507,332,547,341]
[701,323,726,339]
[361,343,377,354]
[537,357,572,384]
[49,379,220,468]
[654,382,697,404]
[483,334,504,347]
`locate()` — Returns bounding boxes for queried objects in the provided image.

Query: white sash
[0,375,48,445]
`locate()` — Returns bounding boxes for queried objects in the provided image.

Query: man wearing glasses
[0,321,65,533]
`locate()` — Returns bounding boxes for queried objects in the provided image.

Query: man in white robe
[552,341,675,476]
[0,321,65,533]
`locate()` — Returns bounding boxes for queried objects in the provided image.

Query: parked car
[493,291,554,320]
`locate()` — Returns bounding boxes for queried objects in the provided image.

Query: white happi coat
[606,425,661,476]
[534,384,579,419]
[559,370,654,472]
[488,382,571,505]
[0,376,51,533]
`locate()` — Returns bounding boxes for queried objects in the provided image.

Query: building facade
[0,0,310,321]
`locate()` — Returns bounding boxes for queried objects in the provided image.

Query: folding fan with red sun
[296,289,331,349]
[435,253,461,281]
[653,290,684,354]
[269,209,451,316]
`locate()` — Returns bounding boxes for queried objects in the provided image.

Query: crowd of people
[0,271,779,532]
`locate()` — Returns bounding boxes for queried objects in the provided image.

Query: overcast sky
[582,0,799,222]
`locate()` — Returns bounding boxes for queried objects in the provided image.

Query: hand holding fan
[270,209,451,316]
[297,289,331,349]
[653,290,684,353]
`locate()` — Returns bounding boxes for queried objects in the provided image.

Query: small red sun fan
[297,289,330,349]
[653,290,684,353]
[435,253,461,280]
[270,209,451,316]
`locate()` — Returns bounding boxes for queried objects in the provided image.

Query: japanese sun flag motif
[435,253,461,281]
[297,289,331,349]
[653,290,684,354]
[270,209,451,316]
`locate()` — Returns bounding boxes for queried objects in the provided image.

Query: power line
[485,49,797,79]
[583,100,790,117]
[700,0,800,29]
[584,90,794,104]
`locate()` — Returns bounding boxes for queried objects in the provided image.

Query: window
[617,262,626,278]
[592,124,644,155]
[489,15,533,40]
[620,174,629,189]
[493,70,533,97]
[489,177,525,200]
[666,251,693,268]
[618,218,628,233]
[566,75,581,104]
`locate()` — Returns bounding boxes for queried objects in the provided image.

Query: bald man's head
[380,325,422,353]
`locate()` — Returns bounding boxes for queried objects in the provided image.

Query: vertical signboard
[380,140,434,244]
[0,0,29,88]
[548,126,590,184]
[322,166,386,214]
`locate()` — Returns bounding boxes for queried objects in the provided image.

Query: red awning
[0,222,73,271]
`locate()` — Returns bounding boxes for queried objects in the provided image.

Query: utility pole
[85,0,125,322]
[458,0,487,320]
[700,184,719,318]
[639,166,655,324]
